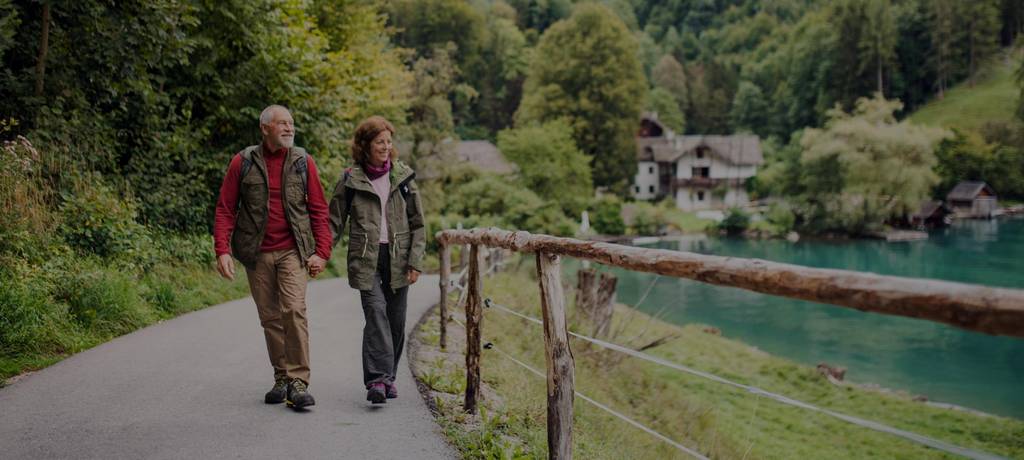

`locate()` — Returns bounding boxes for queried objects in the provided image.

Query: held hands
[407,268,420,284]
[217,254,235,281]
[307,254,327,278]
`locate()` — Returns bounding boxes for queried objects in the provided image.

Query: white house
[633,114,763,211]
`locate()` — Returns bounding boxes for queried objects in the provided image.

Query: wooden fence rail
[435,227,1024,460]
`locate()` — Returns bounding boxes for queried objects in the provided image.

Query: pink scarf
[365,159,391,180]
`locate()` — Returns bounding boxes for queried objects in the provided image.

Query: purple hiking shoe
[367,382,386,404]
[385,381,397,399]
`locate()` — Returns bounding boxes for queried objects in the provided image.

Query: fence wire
[482,298,1006,460]
[447,314,709,459]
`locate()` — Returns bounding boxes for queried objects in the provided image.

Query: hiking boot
[385,381,397,399]
[366,382,386,404]
[286,379,316,409]
[264,377,289,404]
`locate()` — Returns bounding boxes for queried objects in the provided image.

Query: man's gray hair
[259,105,290,126]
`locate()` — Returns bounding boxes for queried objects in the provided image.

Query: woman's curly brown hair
[351,115,399,167]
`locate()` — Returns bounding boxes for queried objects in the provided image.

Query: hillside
[909,53,1021,133]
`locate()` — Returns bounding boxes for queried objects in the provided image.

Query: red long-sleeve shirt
[213,146,332,260]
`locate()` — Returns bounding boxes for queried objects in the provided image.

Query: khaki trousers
[246,248,311,384]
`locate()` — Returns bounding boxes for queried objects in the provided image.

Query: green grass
[909,53,1021,133]
[0,256,251,383]
[412,258,1024,459]
[664,208,716,234]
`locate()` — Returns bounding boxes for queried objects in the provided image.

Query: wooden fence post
[439,243,450,350]
[464,244,483,413]
[536,252,575,460]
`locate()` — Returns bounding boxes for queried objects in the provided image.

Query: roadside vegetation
[411,259,1024,459]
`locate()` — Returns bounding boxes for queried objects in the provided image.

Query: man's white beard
[279,136,294,148]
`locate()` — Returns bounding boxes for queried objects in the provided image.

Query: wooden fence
[435,227,1024,460]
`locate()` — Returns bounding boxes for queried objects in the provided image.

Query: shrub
[717,208,751,235]
[766,202,797,234]
[591,196,626,235]
[59,177,155,263]
[627,201,671,235]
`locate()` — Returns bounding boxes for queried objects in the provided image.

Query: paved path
[0,276,455,460]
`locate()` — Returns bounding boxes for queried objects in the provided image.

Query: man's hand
[217,254,235,281]
[407,268,420,284]
[307,254,327,278]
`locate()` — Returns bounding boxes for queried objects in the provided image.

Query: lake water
[607,217,1024,419]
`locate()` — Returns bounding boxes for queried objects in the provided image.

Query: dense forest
[2,1,1024,374]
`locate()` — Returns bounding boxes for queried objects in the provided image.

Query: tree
[497,119,593,215]
[929,0,957,98]
[797,95,949,234]
[516,3,645,192]
[646,87,686,133]
[859,0,897,95]
[468,13,529,135]
[407,44,472,165]
[730,81,769,134]
[829,0,873,108]
[651,54,688,116]
[0,0,411,231]
[958,0,1001,85]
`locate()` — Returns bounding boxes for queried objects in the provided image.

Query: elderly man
[213,105,330,410]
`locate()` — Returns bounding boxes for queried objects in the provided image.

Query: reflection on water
[607,217,1024,419]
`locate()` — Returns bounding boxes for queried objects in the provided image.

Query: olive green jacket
[328,161,426,291]
[232,145,317,270]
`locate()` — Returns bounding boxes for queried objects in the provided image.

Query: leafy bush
[444,174,577,236]
[627,201,672,235]
[591,196,626,235]
[59,178,155,263]
[717,208,751,235]
[766,201,796,234]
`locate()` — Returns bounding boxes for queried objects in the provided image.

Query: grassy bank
[410,257,1024,459]
[909,53,1020,133]
[0,234,252,383]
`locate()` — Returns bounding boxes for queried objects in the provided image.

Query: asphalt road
[0,275,456,460]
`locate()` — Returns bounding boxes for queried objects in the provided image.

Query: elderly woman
[328,116,426,404]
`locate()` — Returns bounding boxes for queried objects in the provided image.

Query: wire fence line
[481,298,1006,460]
[445,314,709,459]
[434,230,1020,459]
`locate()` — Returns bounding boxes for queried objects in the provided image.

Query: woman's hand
[407,269,420,284]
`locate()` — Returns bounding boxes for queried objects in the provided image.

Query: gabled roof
[912,200,946,219]
[453,140,516,174]
[946,181,996,201]
[636,135,764,166]
[401,139,517,179]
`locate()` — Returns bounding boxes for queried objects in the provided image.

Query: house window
[697,191,705,201]
[634,186,640,193]
[692,167,710,178]
[649,166,654,174]
[696,149,705,159]
[649,185,655,193]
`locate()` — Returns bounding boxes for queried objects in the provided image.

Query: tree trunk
[877,55,883,96]
[34,2,51,97]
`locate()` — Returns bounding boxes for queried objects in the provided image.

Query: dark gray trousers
[360,243,409,386]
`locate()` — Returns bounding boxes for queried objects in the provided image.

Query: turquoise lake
[607,217,1024,419]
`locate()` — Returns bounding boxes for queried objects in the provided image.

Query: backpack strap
[235,145,260,211]
[238,145,259,186]
[397,172,417,221]
[294,152,309,194]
